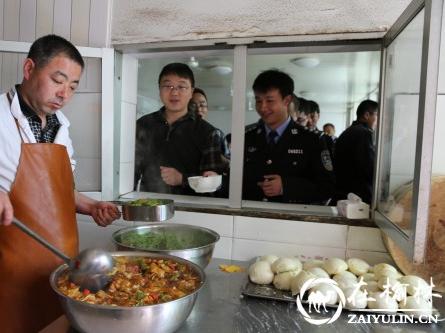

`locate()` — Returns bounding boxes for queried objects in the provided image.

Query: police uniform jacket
[243,120,335,204]
[334,120,374,204]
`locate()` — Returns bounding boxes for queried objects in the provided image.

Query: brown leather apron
[0,90,79,333]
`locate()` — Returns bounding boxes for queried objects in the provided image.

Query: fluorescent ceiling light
[291,57,320,68]
[210,65,232,75]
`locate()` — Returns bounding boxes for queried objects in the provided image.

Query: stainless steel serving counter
[41,258,445,333]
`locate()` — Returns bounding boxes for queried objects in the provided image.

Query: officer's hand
[160,166,183,186]
[91,201,121,227]
[260,175,283,197]
[0,191,13,226]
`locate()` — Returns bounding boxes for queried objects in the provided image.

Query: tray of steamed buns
[242,255,441,318]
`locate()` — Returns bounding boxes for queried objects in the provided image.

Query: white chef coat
[0,88,76,192]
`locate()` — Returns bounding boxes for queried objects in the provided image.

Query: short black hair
[297,97,309,115]
[158,63,195,87]
[252,69,294,98]
[323,123,335,130]
[307,100,320,115]
[27,34,84,70]
[356,100,378,119]
[193,87,207,100]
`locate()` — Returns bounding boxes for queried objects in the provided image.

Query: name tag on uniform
[288,149,303,154]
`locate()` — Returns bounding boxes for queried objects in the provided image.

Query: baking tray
[241,278,442,319]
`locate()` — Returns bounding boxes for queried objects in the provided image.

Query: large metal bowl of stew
[112,224,220,269]
[50,251,205,333]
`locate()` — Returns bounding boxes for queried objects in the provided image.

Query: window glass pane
[243,50,380,206]
[427,7,445,263]
[377,10,425,237]
[135,51,233,198]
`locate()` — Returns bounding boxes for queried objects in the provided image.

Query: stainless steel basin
[112,224,220,269]
[50,251,205,333]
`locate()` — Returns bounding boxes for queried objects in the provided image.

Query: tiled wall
[77,211,394,266]
[0,0,111,192]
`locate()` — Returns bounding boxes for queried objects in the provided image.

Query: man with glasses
[134,63,225,194]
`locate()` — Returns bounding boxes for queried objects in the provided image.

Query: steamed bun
[347,258,370,276]
[271,257,302,274]
[248,261,274,285]
[323,258,348,275]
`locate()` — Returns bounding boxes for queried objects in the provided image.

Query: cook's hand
[257,174,283,197]
[202,171,217,177]
[91,202,121,227]
[160,166,183,186]
[0,191,13,226]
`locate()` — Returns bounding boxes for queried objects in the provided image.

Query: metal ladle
[12,217,113,292]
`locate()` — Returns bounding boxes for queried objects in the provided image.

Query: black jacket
[334,120,375,204]
[242,120,335,204]
[134,108,225,194]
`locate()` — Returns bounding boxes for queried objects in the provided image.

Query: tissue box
[337,199,370,219]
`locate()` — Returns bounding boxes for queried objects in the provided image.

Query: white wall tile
[70,0,90,46]
[88,0,110,47]
[0,0,4,39]
[74,157,101,191]
[120,101,136,163]
[35,0,54,38]
[122,54,138,104]
[234,216,347,248]
[3,0,20,40]
[86,58,102,93]
[347,226,387,252]
[169,211,234,237]
[346,249,395,266]
[1,53,19,91]
[19,0,37,42]
[16,54,26,83]
[119,161,135,194]
[232,238,346,261]
[53,0,72,40]
[63,93,101,158]
[213,236,232,260]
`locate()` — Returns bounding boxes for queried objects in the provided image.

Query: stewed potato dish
[57,257,201,306]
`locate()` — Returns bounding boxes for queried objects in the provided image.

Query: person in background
[321,122,337,159]
[0,34,120,333]
[242,69,335,204]
[134,63,226,195]
[288,93,300,121]
[191,87,230,161]
[296,97,309,127]
[334,100,378,204]
[323,122,336,138]
[306,100,321,135]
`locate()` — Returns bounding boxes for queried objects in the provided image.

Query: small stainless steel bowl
[50,251,205,333]
[112,224,220,269]
[115,199,175,222]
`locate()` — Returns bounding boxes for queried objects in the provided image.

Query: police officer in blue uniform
[243,70,335,204]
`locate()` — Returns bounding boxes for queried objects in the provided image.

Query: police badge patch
[321,150,333,171]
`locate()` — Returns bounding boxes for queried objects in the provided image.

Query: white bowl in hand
[188,175,222,193]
